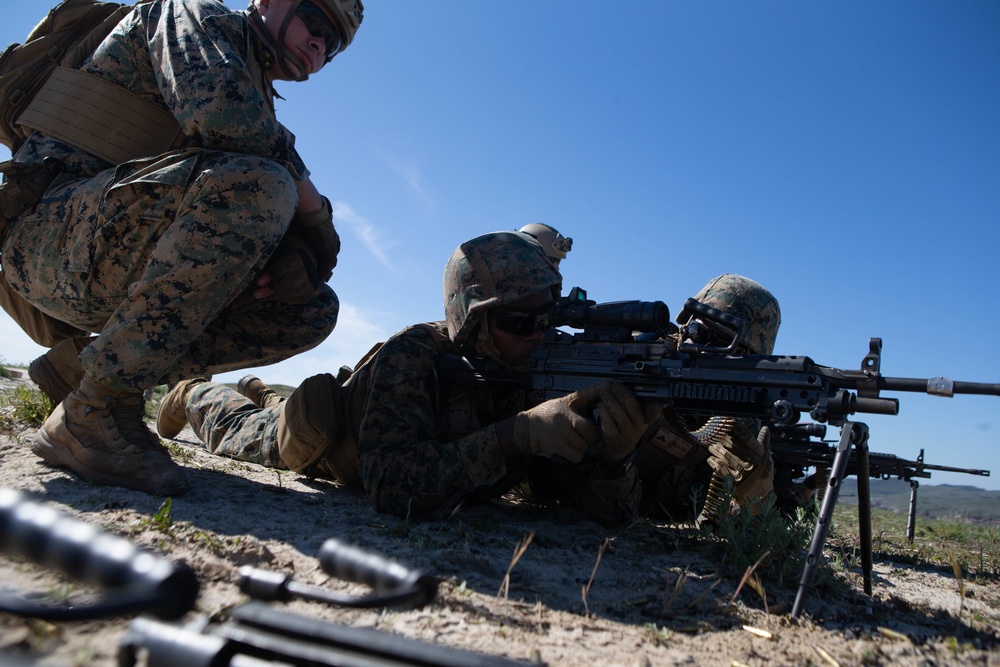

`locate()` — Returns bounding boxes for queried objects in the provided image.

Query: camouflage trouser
[1,149,338,392]
[186,380,284,468]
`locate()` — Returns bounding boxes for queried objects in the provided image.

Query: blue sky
[2,2,999,490]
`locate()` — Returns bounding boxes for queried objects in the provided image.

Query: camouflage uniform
[636,274,782,521]
[174,232,640,523]
[1,0,337,392]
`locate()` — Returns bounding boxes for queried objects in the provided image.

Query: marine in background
[635,274,782,523]
[0,0,364,496]
[518,223,572,269]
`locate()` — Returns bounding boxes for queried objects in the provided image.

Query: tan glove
[261,235,324,303]
[594,382,663,463]
[232,236,323,306]
[287,195,340,279]
[513,384,602,463]
[707,421,774,508]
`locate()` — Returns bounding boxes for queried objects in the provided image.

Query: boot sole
[32,428,187,497]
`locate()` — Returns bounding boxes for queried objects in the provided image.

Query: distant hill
[838,479,1000,523]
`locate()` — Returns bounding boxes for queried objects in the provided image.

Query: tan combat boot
[28,336,95,406]
[31,375,187,496]
[238,375,282,409]
[156,378,207,439]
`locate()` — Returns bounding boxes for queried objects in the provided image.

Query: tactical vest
[9,2,274,166]
[279,323,504,488]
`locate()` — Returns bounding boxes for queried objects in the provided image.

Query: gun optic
[552,292,672,336]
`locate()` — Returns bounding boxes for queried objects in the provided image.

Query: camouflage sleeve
[356,330,509,518]
[105,0,308,178]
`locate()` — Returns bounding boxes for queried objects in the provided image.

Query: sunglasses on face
[492,307,553,337]
[297,0,343,58]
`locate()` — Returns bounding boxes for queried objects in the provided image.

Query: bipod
[791,420,872,619]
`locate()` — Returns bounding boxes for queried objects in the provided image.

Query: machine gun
[442,287,1000,618]
[0,489,526,666]
[516,287,1000,426]
[770,422,991,541]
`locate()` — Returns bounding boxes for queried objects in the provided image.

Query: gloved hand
[255,235,323,303]
[594,382,663,463]
[233,235,323,306]
[287,196,340,279]
[707,421,775,507]
[513,384,602,463]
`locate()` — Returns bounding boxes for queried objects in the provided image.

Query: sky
[2,2,999,490]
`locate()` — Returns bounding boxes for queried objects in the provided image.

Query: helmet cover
[444,232,562,346]
[687,274,781,354]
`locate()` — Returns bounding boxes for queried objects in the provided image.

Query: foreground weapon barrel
[238,537,438,610]
[0,489,198,621]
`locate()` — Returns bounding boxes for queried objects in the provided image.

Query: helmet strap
[473,314,529,372]
[247,2,312,82]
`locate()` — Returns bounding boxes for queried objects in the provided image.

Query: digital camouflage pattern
[444,231,561,347]
[184,379,286,469]
[687,273,781,355]
[0,0,336,391]
[177,232,639,523]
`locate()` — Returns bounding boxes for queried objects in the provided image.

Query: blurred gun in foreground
[770,422,991,542]
[0,488,199,621]
[0,489,527,666]
[441,287,1000,619]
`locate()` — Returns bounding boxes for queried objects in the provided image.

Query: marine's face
[258,0,334,80]
[487,289,554,367]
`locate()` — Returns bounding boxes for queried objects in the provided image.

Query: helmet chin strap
[473,315,530,373]
[246,1,312,82]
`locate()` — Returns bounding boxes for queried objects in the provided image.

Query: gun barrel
[879,376,1000,398]
[919,463,991,477]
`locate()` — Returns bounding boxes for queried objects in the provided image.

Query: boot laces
[109,393,161,450]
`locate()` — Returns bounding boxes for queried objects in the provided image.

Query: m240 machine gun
[443,287,1000,618]
[770,422,991,542]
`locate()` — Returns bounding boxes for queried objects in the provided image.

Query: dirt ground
[1,370,998,667]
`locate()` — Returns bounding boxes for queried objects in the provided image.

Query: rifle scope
[552,299,672,336]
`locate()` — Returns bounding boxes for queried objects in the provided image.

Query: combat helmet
[444,231,561,348]
[311,0,364,56]
[518,223,573,263]
[682,274,781,354]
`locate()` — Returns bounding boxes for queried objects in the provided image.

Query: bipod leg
[792,421,869,619]
[907,480,919,544]
[855,438,872,596]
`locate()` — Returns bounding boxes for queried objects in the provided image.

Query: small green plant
[165,441,196,464]
[642,622,672,647]
[711,487,814,585]
[140,498,175,536]
[1,385,54,425]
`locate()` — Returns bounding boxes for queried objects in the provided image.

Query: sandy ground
[1,371,998,667]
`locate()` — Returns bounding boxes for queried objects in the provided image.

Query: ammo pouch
[275,339,385,487]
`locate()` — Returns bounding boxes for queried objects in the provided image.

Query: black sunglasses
[297,0,343,58]
[493,308,552,337]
